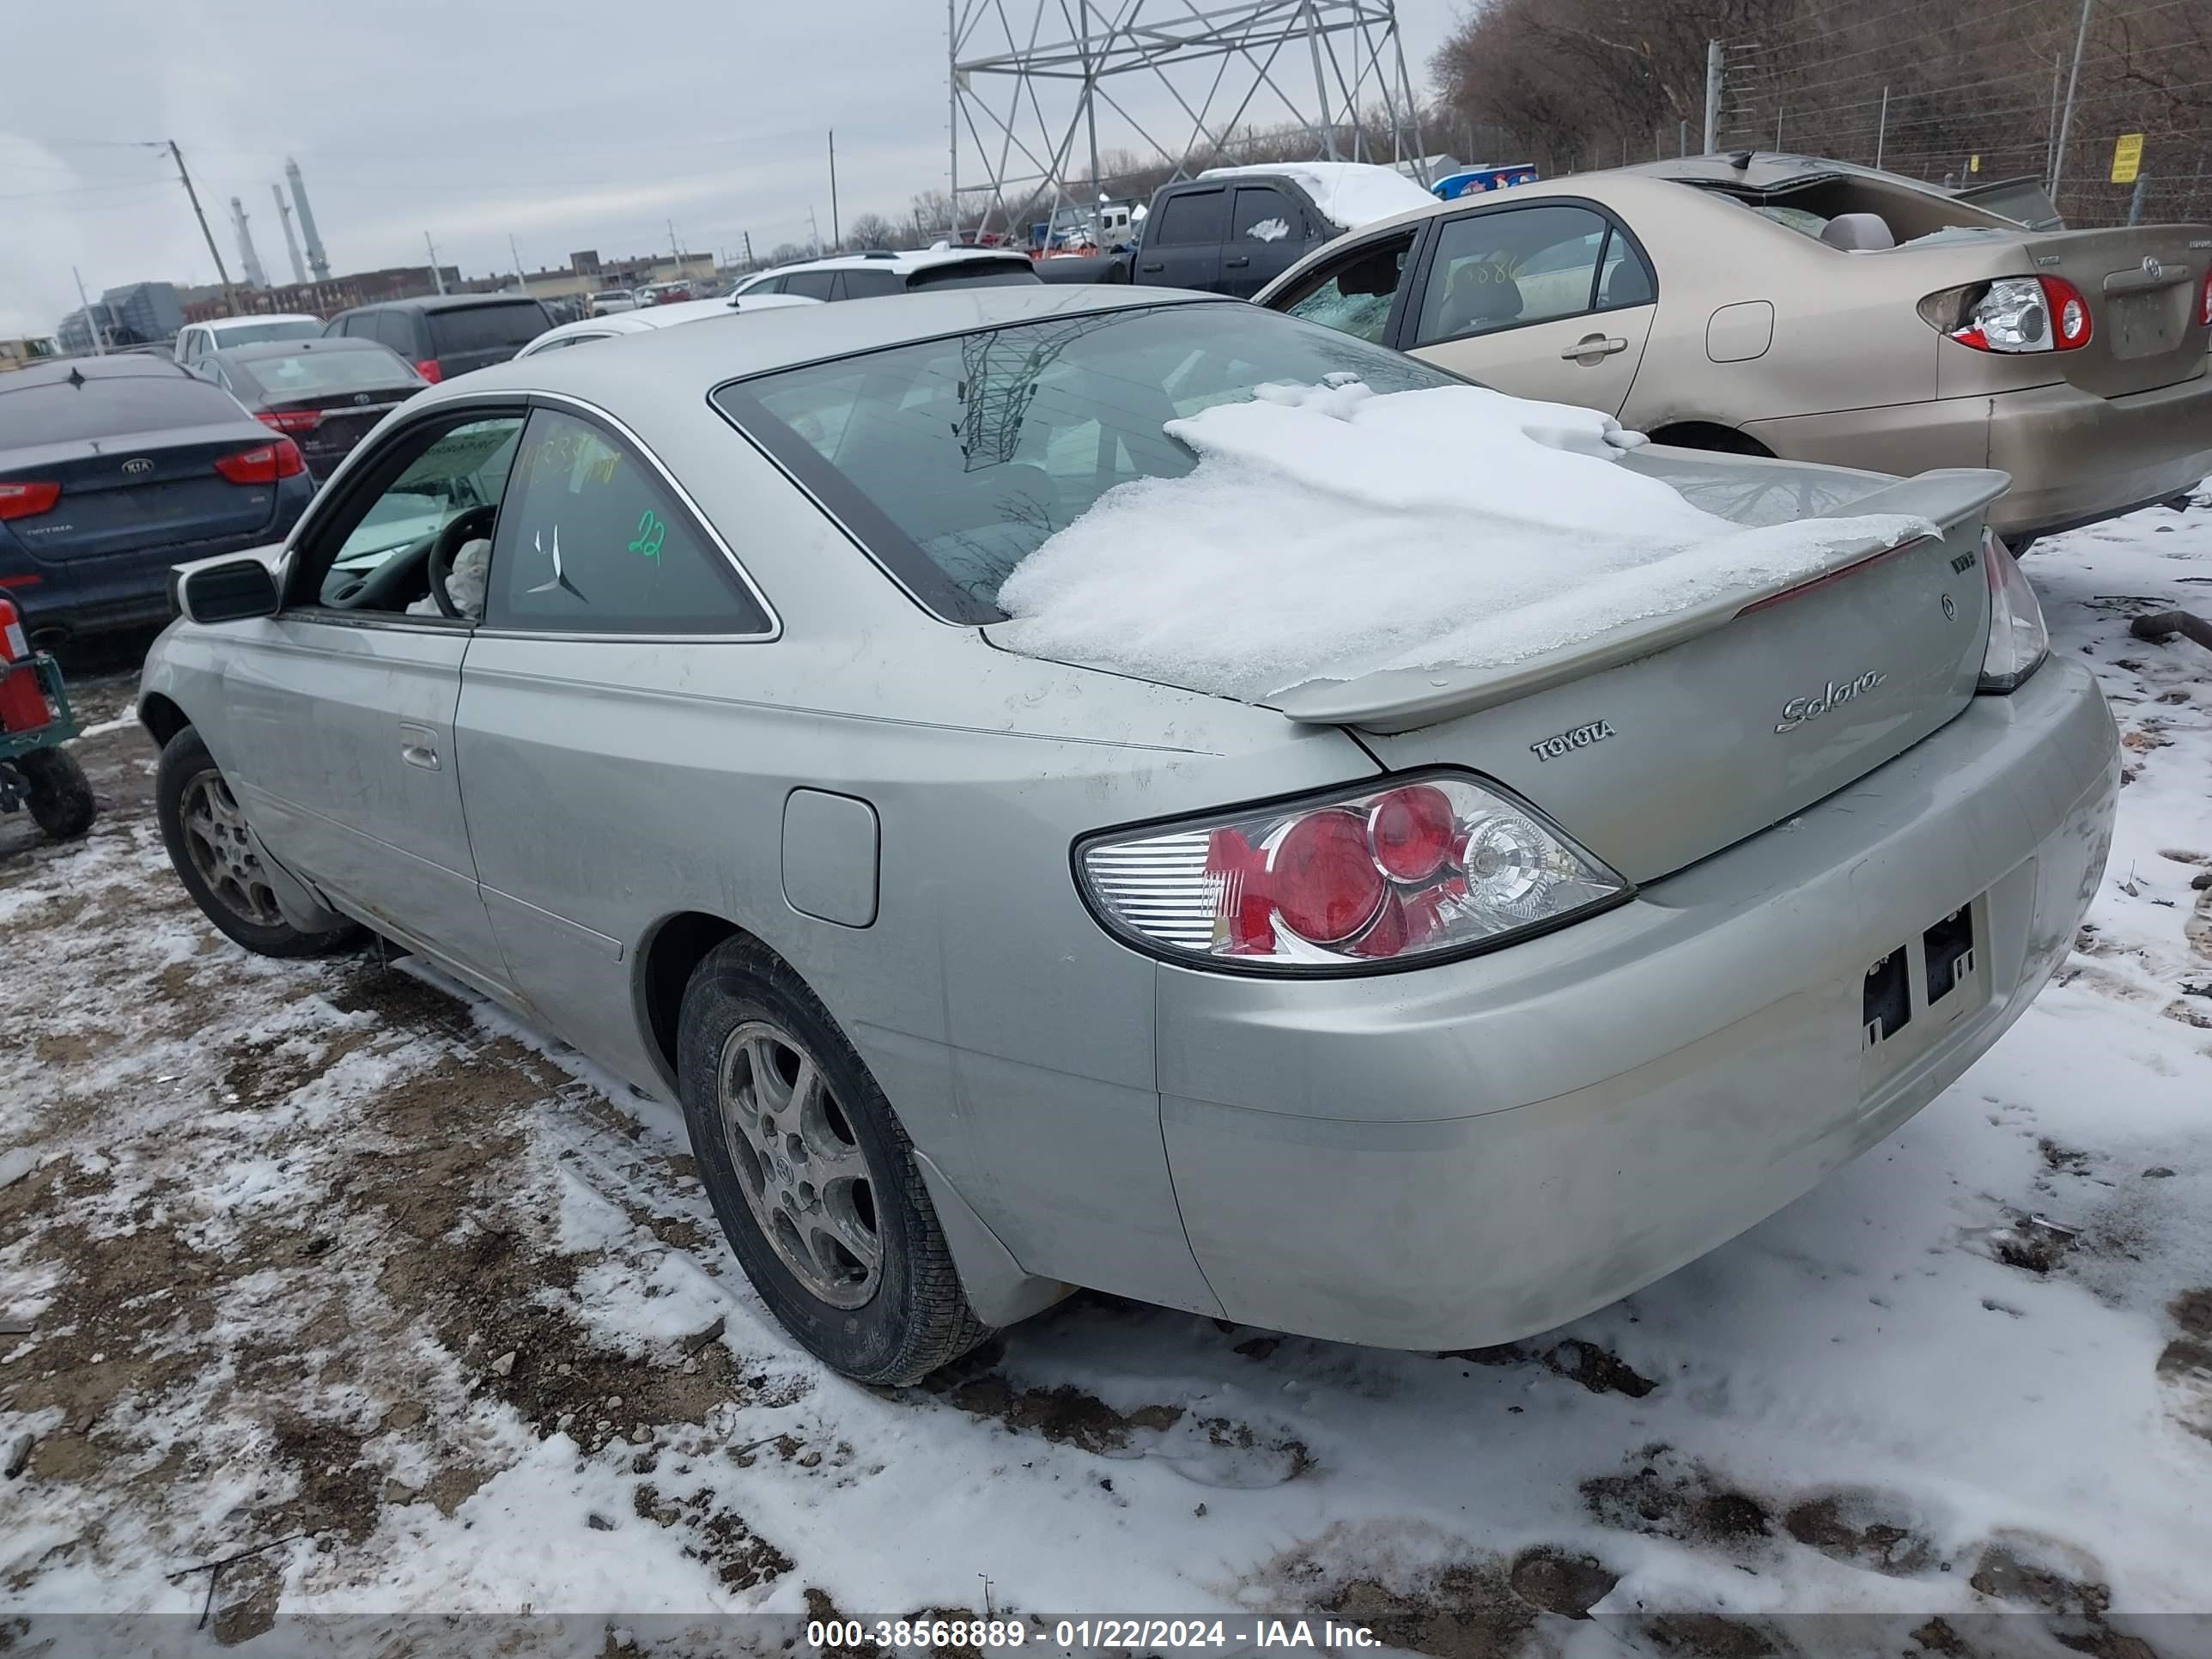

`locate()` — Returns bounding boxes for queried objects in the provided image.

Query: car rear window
[211,319,324,348]
[713,300,1455,622]
[230,346,421,398]
[428,301,550,355]
[0,374,245,447]
[903,261,1042,291]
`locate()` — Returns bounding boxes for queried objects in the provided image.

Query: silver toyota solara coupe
[139,286,2118,1384]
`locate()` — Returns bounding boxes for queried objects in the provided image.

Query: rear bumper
[1157,658,2118,1350]
[0,479,310,641]
[1743,368,2212,539]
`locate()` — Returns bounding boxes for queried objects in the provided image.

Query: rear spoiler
[1269,468,2008,735]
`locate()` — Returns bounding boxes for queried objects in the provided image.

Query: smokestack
[286,156,331,283]
[272,183,307,285]
[229,196,268,289]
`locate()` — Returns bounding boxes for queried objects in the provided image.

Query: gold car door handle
[1563,334,1630,360]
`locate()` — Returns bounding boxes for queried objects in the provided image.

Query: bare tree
[843,213,897,252]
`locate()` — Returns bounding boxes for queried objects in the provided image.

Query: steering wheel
[426,504,497,620]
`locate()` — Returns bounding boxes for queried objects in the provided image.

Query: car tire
[155,726,361,958]
[18,747,97,840]
[678,935,988,1385]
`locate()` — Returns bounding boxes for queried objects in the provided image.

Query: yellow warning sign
[2112,132,2143,184]
[1968,154,1981,173]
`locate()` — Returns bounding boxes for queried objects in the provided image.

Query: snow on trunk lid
[990,379,1935,705]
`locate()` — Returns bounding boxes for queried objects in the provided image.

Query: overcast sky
[0,0,1469,337]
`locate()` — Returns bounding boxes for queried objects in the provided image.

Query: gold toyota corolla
[1259,151,2212,549]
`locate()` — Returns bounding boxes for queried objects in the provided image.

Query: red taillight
[0,481,61,521]
[1085,774,1629,970]
[1267,810,1386,945]
[2200,267,2212,329]
[213,440,306,485]
[414,358,444,384]
[2044,275,2091,349]
[257,409,324,434]
[1366,784,1457,884]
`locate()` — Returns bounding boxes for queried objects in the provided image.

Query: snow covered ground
[2,489,2209,1658]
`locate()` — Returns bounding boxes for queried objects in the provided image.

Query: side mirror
[173,556,280,625]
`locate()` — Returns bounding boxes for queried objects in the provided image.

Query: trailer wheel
[17,747,96,840]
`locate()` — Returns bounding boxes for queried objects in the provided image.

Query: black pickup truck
[1031,171,1345,295]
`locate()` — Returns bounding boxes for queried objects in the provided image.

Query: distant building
[100,282,185,344]
[55,305,119,355]
[0,337,60,374]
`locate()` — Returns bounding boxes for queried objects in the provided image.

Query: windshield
[714,300,1456,621]
[427,301,550,355]
[212,319,324,348]
[234,347,420,398]
[0,374,243,446]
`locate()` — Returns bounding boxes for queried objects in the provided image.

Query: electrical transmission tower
[949,0,1427,238]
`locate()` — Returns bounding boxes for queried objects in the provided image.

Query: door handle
[1139,260,1164,273]
[1563,334,1629,360]
[1225,255,1250,268]
[398,722,441,771]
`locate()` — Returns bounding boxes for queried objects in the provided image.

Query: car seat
[1601,256,1655,308]
[1436,263,1524,337]
[1818,212,1895,251]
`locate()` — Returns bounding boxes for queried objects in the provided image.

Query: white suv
[727,246,1038,302]
[173,314,324,373]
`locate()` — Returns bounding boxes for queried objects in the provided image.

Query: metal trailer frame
[950,0,1427,240]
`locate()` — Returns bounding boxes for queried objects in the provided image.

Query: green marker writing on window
[627,508,666,562]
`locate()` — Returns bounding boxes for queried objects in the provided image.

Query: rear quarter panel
[448,388,1380,1316]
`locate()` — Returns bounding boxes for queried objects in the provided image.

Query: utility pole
[425,232,446,295]
[2045,53,2063,181]
[1775,105,1785,150]
[71,266,106,355]
[1702,40,1722,154]
[807,206,822,258]
[165,140,236,317]
[947,0,960,240]
[828,131,841,249]
[1304,1,1339,161]
[2127,174,2148,225]
[2051,0,2094,203]
[1875,86,1890,169]
[508,234,531,293]
[1679,119,1688,157]
[743,230,756,267]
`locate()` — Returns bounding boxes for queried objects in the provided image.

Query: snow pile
[1199,161,1438,229]
[994,379,1934,702]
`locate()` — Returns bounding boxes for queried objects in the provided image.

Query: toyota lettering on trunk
[1776,670,1887,734]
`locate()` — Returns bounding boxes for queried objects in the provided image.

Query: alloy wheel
[179,769,285,929]
[716,1019,883,1309]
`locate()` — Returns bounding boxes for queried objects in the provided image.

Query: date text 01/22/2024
[805,1619,1384,1651]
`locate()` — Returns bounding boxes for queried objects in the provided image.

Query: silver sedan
[140,287,2118,1382]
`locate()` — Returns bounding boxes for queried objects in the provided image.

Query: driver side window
[309,415,526,616]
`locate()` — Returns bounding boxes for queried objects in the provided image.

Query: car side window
[1411,204,1613,348]
[1150,188,1227,247]
[375,312,417,358]
[1596,226,1657,310]
[1231,185,1299,246]
[1273,230,1417,344]
[302,415,527,616]
[836,268,902,300]
[783,270,838,301]
[483,408,769,635]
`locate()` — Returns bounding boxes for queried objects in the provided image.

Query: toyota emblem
[1942,593,1957,621]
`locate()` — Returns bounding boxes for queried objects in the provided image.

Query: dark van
[322,295,552,384]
